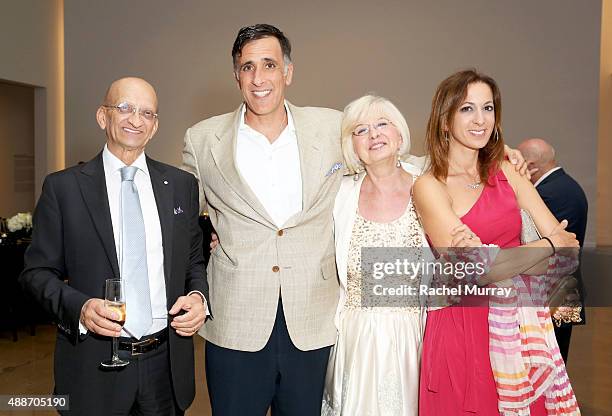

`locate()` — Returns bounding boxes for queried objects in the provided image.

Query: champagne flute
[100,278,129,368]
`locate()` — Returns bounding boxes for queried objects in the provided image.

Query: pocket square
[325,162,344,177]
[173,206,184,215]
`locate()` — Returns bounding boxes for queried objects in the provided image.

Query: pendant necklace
[466,181,481,189]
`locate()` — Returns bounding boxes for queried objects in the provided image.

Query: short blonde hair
[341,95,411,174]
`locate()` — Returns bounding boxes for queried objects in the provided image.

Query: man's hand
[210,232,219,251]
[169,294,206,336]
[80,298,122,337]
[504,144,530,180]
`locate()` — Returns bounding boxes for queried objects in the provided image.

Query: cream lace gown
[322,200,425,416]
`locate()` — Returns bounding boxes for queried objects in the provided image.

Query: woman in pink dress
[414,69,581,415]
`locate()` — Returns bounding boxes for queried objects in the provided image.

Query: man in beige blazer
[181,24,343,415]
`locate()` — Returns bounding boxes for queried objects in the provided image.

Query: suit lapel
[148,158,173,289]
[283,103,322,228]
[210,105,277,228]
[77,153,120,278]
[336,174,364,287]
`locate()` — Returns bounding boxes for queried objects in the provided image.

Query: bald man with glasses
[20,77,209,415]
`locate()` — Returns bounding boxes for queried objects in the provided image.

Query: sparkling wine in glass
[100,278,129,368]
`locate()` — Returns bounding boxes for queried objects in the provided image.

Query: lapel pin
[325,162,344,177]
[163,180,168,185]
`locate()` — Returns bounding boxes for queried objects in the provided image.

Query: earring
[444,131,449,142]
[353,163,363,181]
[396,153,401,168]
[494,128,500,143]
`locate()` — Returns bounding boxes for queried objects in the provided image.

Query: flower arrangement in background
[7,212,32,232]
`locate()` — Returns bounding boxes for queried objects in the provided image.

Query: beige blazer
[332,160,430,328]
[182,102,344,351]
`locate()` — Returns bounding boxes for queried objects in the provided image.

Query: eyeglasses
[352,119,393,136]
[102,102,158,121]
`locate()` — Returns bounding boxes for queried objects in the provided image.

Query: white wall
[0,0,64,201]
[598,0,612,246]
[64,0,601,245]
[0,82,35,217]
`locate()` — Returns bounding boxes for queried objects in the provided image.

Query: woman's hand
[546,220,579,252]
[450,223,482,247]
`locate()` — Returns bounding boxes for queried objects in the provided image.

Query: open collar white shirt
[103,144,167,336]
[235,102,303,228]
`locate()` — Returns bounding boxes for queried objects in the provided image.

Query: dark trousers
[205,299,331,416]
[554,325,573,363]
[110,340,183,416]
[59,339,183,416]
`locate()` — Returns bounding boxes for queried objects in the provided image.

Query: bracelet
[542,236,556,256]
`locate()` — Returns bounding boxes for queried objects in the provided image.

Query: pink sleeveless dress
[419,170,547,415]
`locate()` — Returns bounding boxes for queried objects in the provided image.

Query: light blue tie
[120,166,152,339]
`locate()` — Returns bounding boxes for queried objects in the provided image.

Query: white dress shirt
[534,166,562,188]
[235,102,302,228]
[102,145,167,336]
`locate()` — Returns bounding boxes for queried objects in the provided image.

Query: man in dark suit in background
[19,77,209,415]
[519,137,588,362]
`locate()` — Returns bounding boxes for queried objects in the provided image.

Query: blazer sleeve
[184,173,211,314]
[181,128,208,214]
[18,175,89,340]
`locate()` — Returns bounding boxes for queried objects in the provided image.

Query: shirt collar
[238,100,295,135]
[103,144,149,177]
[534,166,561,188]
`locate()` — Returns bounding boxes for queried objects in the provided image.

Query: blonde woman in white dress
[321,95,429,416]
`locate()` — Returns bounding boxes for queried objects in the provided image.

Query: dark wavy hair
[425,69,505,184]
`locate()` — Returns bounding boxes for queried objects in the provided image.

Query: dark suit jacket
[536,168,588,247]
[536,167,588,326]
[19,152,209,413]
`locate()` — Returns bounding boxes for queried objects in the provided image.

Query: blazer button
[277,230,284,236]
[272,266,280,272]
